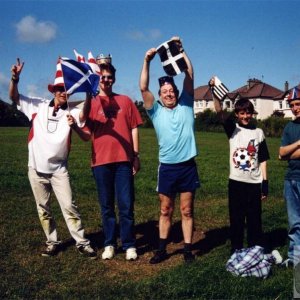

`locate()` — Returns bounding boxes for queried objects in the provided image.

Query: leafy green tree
[134,100,153,128]
[0,100,29,127]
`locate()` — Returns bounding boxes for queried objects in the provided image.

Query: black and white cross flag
[156,40,188,76]
[211,76,229,100]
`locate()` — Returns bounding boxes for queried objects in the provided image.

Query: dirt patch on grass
[95,222,229,281]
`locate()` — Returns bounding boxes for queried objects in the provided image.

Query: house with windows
[194,78,292,119]
[273,84,300,119]
[194,84,214,114]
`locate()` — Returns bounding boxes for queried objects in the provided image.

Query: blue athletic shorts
[157,158,200,196]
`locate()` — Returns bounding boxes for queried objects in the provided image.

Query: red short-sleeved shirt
[87,93,143,167]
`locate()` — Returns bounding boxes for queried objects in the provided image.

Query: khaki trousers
[28,167,90,247]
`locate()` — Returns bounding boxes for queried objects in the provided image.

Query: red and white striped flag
[88,51,100,74]
[73,49,86,63]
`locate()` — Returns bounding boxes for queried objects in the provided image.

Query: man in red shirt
[82,63,142,261]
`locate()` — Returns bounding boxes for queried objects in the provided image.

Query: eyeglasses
[53,87,66,93]
[101,75,114,80]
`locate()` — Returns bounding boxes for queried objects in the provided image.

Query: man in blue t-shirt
[279,87,300,268]
[139,36,200,264]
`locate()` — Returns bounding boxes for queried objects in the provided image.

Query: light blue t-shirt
[147,90,198,164]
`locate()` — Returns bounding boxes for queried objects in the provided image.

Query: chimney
[284,81,289,92]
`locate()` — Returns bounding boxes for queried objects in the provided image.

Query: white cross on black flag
[211,76,229,100]
[156,40,188,76]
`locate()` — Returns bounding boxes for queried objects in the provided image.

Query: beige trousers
[28,167,90,247]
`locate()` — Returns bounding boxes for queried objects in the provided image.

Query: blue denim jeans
[284,180,300,264]
[92,162,136,250]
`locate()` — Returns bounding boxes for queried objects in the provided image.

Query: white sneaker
[102,246,114,260]
[271,249,283,264]
[126,247,137,261]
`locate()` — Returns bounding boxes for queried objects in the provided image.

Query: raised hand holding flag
[156,39,187,76]
[209,76,229,100]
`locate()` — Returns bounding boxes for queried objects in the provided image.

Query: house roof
[227,78,283,100]
[274,83,300,100]
[194,85,213,100]
[194,78,284,101]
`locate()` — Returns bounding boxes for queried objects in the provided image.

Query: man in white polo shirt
[9,58,96,259]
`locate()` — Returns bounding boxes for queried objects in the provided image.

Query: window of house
[279,101,282,109]
[286,100,289,109]
[206,100,209,107]
[224,101,230,109]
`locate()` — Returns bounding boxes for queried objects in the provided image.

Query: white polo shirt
[18,95,82,174]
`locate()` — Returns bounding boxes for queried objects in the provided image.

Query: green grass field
[0,127,294,299]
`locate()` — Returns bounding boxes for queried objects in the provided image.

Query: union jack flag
[287,87,300,101]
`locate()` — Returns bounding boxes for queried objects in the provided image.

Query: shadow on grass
[263,227,287,252]
[135,220,229,258]
[135,220,159,254]
[55,230,105,253]
[194,226,230,256]
[57,222,287,258]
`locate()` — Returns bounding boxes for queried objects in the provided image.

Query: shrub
[257,116,290,138]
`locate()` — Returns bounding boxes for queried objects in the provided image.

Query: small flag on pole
[211,76,229,100]
[60,57,100,96]
[74,49,100,74]
[73,49,86,63]
[87,51,100,74]
[48,57,100,96]
[156,39,187,76]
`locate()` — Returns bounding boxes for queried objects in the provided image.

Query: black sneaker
[184,251,195,263]
[41,244,59,257]
[149,250,167,264]
[77,245,97,259]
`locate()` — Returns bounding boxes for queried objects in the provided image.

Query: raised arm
[171,37,194,96]
[79,93,92,123]
[139,48,156,109]
[9,58,24,106]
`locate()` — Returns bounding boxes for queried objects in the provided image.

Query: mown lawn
[0,127,293,299]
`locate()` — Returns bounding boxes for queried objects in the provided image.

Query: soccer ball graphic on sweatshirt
[233,148,251,170]
[232,140,258,172]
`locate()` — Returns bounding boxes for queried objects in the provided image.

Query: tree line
[0,99,290,138]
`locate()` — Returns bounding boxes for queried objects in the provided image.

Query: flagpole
[59,57,70,113]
